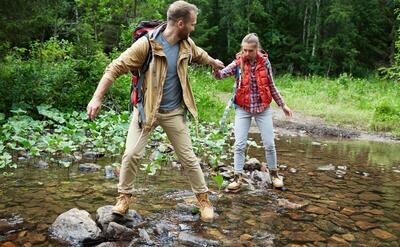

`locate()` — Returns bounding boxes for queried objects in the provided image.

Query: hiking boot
[270,170,283,189]
[112,193,131,216]
[196,192,214,222]
[227,173,243,190]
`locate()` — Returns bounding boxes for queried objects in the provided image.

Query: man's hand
[281,105,293,118]
[211,59,224,70]
[87,97,102,120]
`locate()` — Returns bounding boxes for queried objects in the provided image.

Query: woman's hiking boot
[227,173,243,191]
[270,170,283,189]
[196,192,214,222]
[112,193,132,216]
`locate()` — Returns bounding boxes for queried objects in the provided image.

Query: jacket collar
[149,23,191,56]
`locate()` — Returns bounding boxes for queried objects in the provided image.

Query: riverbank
[202,68,400,142]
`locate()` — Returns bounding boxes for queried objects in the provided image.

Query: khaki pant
[118,106,208,194]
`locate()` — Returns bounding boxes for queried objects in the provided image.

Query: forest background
[0,0,399,135]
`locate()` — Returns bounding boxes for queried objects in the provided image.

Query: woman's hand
[281,105,293,117]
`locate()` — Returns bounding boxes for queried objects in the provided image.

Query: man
[87,0,224,222]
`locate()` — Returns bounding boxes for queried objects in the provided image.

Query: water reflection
[0,134,399,246]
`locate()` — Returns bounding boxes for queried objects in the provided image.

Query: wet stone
[341,233,355,242]
[244,158,261,171]
[350,214,376,222]
[154,221,177,236]
[355,221,378,230]
[317,164,335,171]
[138,228,153,245]
[49,208,102,246]
[0,242,17,247]
[34,160,49,169]
[0,221,14,234]
[277,199,304,209]
[314,219,346,234]
[295,192,321,199]
[104,165,115,179]
[386,223,400,232]
[288,213,314,222]
[206,228,225,240]
[283,230,325,242]
[305,205,329,215]
[79,163,101,172]
[359,192,383,201]
[25,233,46,245]
[340,207,357,216]
[176,203,196,214]
[96,205,144,240]
[83,151,104,159]
[178,232,220,246]
[179,223,191,231]
[245,219,257,226]
[371,228,397,241]
[361,208,384,216]
[329,235,350,246]
[240,233,253,241]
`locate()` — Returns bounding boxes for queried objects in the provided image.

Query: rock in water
[49,208,102,246]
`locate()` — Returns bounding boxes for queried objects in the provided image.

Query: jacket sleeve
[187,38,213,65]
[213,60,237,79]
[101,37,150,82]
[266,58,285,107]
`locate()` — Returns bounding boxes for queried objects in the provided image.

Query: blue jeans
[234,106,277,173]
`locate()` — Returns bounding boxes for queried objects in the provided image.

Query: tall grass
[190,69,400,137]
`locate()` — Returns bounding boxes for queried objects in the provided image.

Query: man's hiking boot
[112,193,132,216]
[270,170,283,189]
[196,192,214,222]
[227,173,243,191]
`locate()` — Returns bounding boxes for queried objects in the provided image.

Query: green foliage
[275,73,400,136]
[372,101,400,133]
[212,172,224,192]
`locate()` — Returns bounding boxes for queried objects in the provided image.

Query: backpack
[130,20,163,127]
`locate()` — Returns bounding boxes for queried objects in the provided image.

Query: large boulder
[49,208,102,246]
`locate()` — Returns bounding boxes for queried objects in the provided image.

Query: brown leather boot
[196,192,214,222]
[227,173,243,190]
[270,170,283,189]
[112,193,131,216]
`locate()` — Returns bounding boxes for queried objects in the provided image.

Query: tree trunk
[303,5,309,45]
[311,0,320,58]
[134,0,138,19]
[75,7,80,43]
[247,0,251,33]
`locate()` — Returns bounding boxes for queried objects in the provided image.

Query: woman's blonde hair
[237,33,261,78]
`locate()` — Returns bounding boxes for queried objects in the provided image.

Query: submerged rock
[79,163,101,172]
[35,160,49,169]
[49,208,102,246]
[317,164,335,171]
[104,165,115,179]
[178,232,220,246]
[83,151,104,159]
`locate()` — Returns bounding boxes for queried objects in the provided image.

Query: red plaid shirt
[214,59,285,113]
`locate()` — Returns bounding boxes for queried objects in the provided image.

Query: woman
[214,33,292,190]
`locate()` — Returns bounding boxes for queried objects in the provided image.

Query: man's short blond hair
[167,1,198,23]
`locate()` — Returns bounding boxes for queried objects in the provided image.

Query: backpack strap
[136,35,153,127]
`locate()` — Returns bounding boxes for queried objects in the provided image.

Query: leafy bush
[0,38,118,114]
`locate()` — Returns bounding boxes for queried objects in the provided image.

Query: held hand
[87,97,102,120]
[281,105,293,118]
[212,59,224,70]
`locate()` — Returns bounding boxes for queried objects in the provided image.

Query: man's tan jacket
[100,24,213,132]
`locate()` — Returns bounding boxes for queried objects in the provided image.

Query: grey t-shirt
[156,32,182,110]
